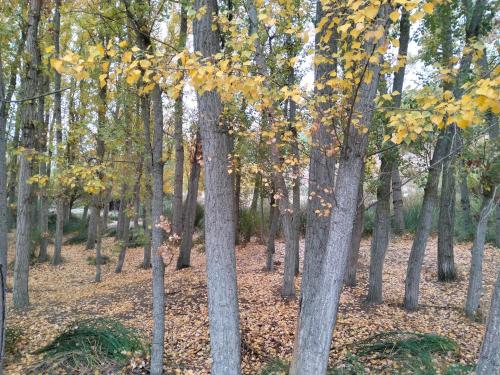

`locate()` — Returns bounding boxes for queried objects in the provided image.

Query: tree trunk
[86,205,97,250]
[392,165,405,233]
[265,191,279,271]
[116,186,126,241]
[132,164,142,230]
[13,0,43,310]
[300,0,337,309]
[437,128,458,282]
[177,133,201,269]
[193,0,241,370]
[82,204,89,225]
[140,95,152,269]
[171,6,187,237]
[115,206,130,273]
[403,133,448,310]
[459,171,473,237]
[290,7,390,373]
[270,136,297,298]
[149,84,166,375]
[245,174,260,243]
[234,159,241,245]
[94,207,103,282]
[344,176,364,287]
[465,187,498,319]
[367,156,392,304]
[476,270,500,374]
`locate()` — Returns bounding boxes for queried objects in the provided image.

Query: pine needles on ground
[31,318,147,373]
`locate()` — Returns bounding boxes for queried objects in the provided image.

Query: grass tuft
[32,318,146,373]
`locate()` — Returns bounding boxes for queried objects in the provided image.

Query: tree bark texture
[177,133,201,269]
[13,0,43,310]
[344,177,364,287]
[290,6,390,373]
[476,270,500,374]
[194,0,241,370]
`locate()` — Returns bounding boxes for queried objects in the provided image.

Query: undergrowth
[31,318,146,373]
[261,331,473,375]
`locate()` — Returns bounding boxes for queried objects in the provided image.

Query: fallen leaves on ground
[4,233,498,374]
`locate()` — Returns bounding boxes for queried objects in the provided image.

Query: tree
[177,132,202,269]
[476,270,500,374]
[366,10,409,304]
[290,5,391,373]
[193,0,241,371]
[13,0,43,310]
[52,0,64,265]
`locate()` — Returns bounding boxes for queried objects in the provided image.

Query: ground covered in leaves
[5,233,499,374]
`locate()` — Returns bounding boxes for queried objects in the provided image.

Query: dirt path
[4,234,498,374]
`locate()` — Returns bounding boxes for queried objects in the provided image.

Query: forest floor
[4,233,499,374]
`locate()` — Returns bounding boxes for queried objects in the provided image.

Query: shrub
[32,318,146,373]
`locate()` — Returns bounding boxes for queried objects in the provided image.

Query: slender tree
[193,0,241,370]
[13,0,43,310]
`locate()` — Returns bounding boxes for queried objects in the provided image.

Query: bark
[52,0,64,265]
[437,128,458,282]
[403,133,448,310]
[366,156,392,304]
[177,133,201,269]
[300,0,337,309]
[245,174,260,243]
[392,164,405,233]
[233,156,241,245]
[86,205,98,250]
[172,6,188,237]
[37,84,49,263]
[289,95,301,276]
[194,0,241,370]
[116,183,127,241]
[149,84,166,375]
[141,95,152,269]
[13,0,43,310]
[290,7,390,373]
[465,187,497,319]
[94,208,103,282]
[265,192,279,271]
[115,205,131,273]
[344,178,364,287]
[459,171,473,237]
[132,164,142,230]
[476,270,500,374]
[270,135,297,298]
[389,10,409,235]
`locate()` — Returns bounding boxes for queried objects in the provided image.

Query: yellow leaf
[139,59,151,69]
[423,3,434,14]
[389,10,400,23]
[119,40,128,48]
[122,51,133,63]
[126,69,142,85]
[45,45,55,54]
[50,58,64,74]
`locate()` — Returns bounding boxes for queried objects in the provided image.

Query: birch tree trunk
[13,0,43,310]
[194,0,241,370]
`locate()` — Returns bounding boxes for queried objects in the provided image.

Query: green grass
[261,332,468,375]
[32,318,146,373]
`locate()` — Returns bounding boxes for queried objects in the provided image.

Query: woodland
[0,0,499,374]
